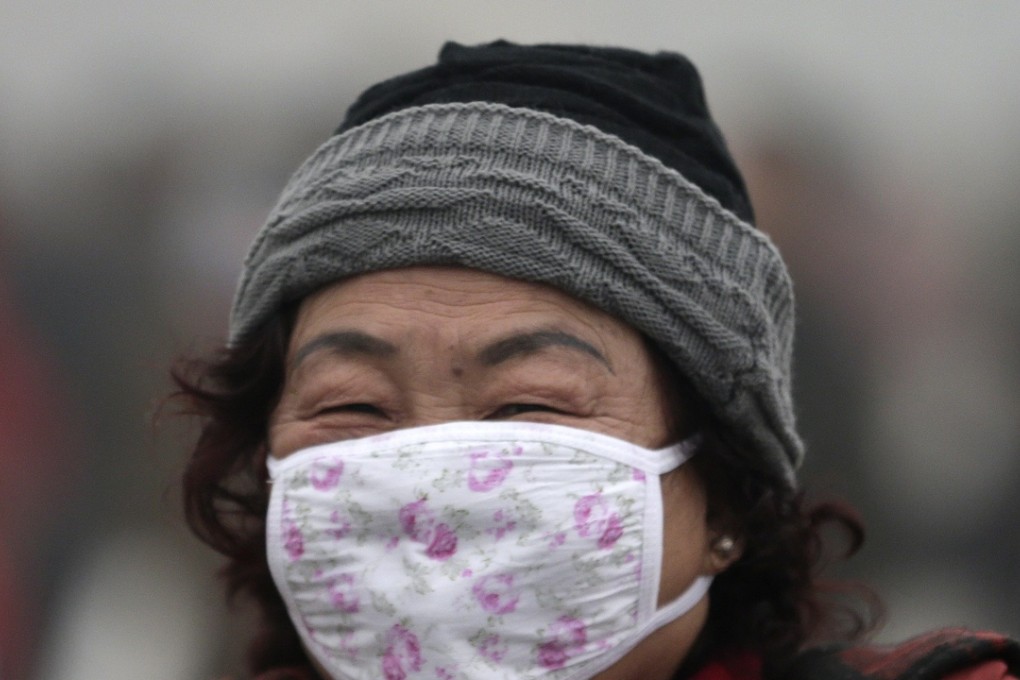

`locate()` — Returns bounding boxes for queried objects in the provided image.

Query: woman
[173,42,1018,680]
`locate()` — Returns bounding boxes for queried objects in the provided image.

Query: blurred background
[1,2,1017,678]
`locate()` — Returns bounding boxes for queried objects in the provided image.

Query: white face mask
[266,421,709,680]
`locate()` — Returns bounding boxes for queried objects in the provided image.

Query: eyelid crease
[486,382,598,419]
[284,360,395,411]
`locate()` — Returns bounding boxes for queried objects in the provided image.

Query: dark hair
[171,309,880,680]
[682,430,882,677]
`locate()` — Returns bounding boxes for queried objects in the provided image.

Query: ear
[702,532,744,574]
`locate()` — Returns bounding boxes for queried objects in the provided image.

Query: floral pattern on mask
[472,573,520,614]
[382,624,423,679]
[327,573,360,613]
[466,447,517,492]
[266,422,699,680]
[310,457,345,491]
[573,493,624,549]
[399,498,459,561]
[537,616,588,669]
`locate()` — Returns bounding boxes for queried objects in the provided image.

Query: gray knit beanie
[230,42,801,486]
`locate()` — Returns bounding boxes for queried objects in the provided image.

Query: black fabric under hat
[338,40,754,224]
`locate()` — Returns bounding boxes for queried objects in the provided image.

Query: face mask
[266,421,709,680]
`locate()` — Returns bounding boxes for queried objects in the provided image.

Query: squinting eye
[488,403,562,419]
[317,403,384,417]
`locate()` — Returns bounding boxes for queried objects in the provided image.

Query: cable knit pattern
[231,101,800,485]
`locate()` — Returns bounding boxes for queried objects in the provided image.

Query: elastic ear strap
[266,454,282,478]
[651,433,702,475]
[650,574,713,628]
[563,575,713,680]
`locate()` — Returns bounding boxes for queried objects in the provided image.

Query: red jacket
[692,629,1019,680]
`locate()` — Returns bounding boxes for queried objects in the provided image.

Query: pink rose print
[632,468,647,483]
[467,449,514,492]
[597,513,623,549]
[425,523,458,560]
[382,654,405,680]
[478,634,508,662]
[573,493,624,549]
[537,616,588,669]
[282,510,304,561]
[329,509,352,540]
[573,494,605,537]
[400,499,458,560]
[487,509,517,541]
[472,573,520,614]
[327,573,360,613]
[382,624,423,680]
[309,458,344,491]
[399,499,436,543]
[537,642,568,670]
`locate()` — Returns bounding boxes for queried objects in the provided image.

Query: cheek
[267,409,312,457]
[598,397,676,451]
[598,354,682,449]
[656,467,711,605]
[267,397,370,457]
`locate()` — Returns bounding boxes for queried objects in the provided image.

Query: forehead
[291,266,640,347]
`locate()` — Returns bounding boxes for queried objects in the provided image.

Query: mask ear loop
[654,431,712,628]
[646,432,702,475]
[266,452,283,479]
[647,573,713,628]
[645,432,711,636]
[635,432,709,626]
[570,432,711,680]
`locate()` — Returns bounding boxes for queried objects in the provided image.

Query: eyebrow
[477,329,613,372]
[290,330,398,371]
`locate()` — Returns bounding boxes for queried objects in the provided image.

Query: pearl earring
[714,535,736,557]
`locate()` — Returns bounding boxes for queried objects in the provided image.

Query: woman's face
[269,266,737,680]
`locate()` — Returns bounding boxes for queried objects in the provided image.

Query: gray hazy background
[1,2,1017,679]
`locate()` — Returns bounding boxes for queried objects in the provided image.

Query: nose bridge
[400,322,477,427]
[409,406,473,428]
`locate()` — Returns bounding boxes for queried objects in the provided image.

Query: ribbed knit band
[231,102,801,485]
